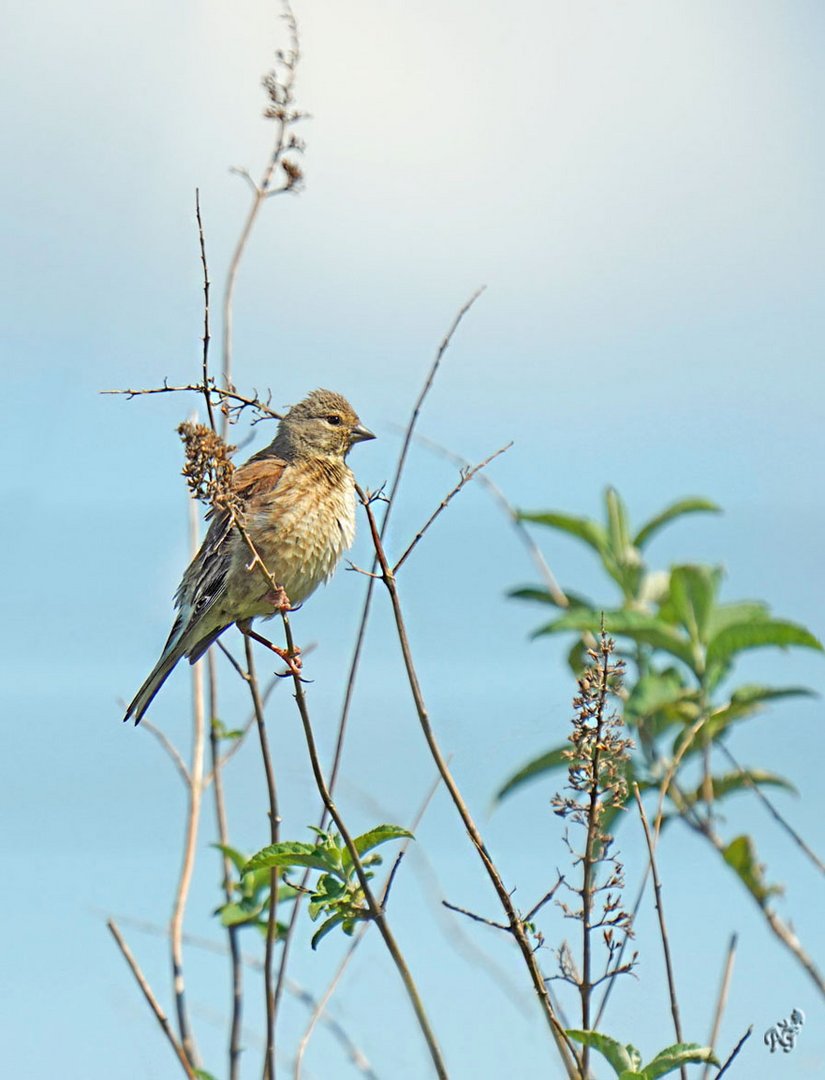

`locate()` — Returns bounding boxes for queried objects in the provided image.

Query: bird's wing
[168,455,288,646]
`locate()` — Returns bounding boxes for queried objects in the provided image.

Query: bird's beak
[350,423,376,444]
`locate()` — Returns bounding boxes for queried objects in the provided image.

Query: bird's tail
[123,640,188,726]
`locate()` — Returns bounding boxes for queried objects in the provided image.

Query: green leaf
[340,825,412,874]
[212,844,249,876]
[605,487,632,557]
[508,586,592,610]
[641,1043,719,1078]
[351,825,413,859]
[700,683,818,732]
[730,683,817,707]
[211,717,244,740]
[633,497,721,550]
[705,601,769,636]
[195,1071,220,1080]
[243,842,339,877]
[217,900,265,928]
[624,669,690,723]
[536,609,695,669]
[667,565,720,645]
[310,912,346,950]
[722,834,782,907]
[494,746,569,802]
[566,1030,636,1075]
[706,618,823,672]
[686,770,797,805]
[518,510,609,556]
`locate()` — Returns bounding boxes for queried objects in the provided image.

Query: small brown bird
[124,388,375,724]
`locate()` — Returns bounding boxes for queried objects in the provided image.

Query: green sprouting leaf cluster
[502,489,822,906]
[212,844,297,936]
[566,1030,718,1079]
[242,825,413,949]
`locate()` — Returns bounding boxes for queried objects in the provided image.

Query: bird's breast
[239,460,357,609]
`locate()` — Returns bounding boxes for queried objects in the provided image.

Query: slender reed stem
[169,494,206,1069]
[702,934,737,1080]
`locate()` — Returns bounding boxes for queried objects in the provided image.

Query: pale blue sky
[2,2,824,1078]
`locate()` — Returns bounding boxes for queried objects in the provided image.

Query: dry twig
[359,487,579,1077]
[634,784,685,1080]
[107,919,197,1080]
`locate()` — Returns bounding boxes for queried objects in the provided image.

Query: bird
[124,388,375,725]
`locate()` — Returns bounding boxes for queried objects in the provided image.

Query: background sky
[2,1,824,1078]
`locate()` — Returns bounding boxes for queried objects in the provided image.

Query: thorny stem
[195,190,216,433]
[359,489,579,1078]
[277,614,449,1079]
[243,636,281,1080]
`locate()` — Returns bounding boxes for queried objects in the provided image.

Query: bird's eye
[326,415,342,426]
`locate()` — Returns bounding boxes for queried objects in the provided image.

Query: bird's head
[279,388,375,460]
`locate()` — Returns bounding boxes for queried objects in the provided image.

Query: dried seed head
[178,421,240,516]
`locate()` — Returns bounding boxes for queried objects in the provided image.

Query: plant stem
[360,491,579,1078]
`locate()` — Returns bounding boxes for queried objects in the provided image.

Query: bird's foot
[271,643,303,679]
[265,586,294,614]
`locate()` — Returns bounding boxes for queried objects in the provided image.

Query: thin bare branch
[107,915,378,1079]
[717,742,825,876]
[634,784,685,1080]
[243,636,281,1080]
[294,771,443,1079]
[207,652,243,1080]
[410,430,569,607]
[265,614,448,1078]
[392,443,512,574]
[216,639,251,682]
[668,779,825,998]
[703,934,737,1080]
[102,381,282,419]
[169,495,207,1069]
[222,1,303,424]
[195,190,216,432]
[359,489,579,1077]
[524,877,565,923]
[142,719,191,787]
[716,1025,753,1078]
[107,919,197,1080]
[442,901,509,932]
